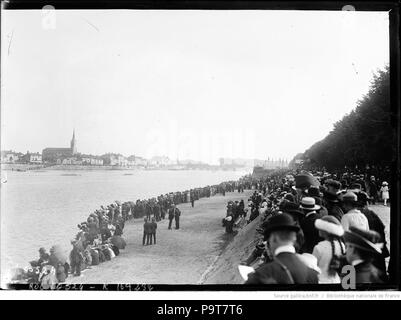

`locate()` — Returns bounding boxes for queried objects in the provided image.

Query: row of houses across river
[2,130,289,170]
[1,130,167,168]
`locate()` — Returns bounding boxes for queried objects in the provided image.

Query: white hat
[300,197,321,211]
[315,216,344,237]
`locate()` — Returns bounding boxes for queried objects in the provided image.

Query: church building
[42,130,77,163]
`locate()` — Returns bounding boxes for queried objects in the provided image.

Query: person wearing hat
[282,202,305,252]
[149,217,158,245]
[143,217,151,245]
[245,213,318,284]
[368,176,379,205]
[284,193,296,203]
[299,197,322,254]
[348,183,362,194]
[356,192,389,277]
[355,175,367,192]
[341,191,369,232]
[325,179,341,194]
[344,227,385,283]
[312,216,345,283]
[322,190,344,222]
[379,182,389,206]
[308,186,328,218]
[37,247,50,266]
[69,240,84,277]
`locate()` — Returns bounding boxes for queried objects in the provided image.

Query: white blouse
[312,240,346,284]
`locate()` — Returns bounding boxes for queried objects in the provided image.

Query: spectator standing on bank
[245,213,318,284]
[174,206,181,229]
[143,217,151,245]
[312,216,345,283]
[368,176,379,205]
[168,204,181,230]
[150,217,157,245]
[356,192,389,278]
[299,197,322,254]
[190,190,195,208]
[380,182,389,206]
[341,192,369,231]
[344,227,385,283]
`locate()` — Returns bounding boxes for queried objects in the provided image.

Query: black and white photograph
[0,2,399,294]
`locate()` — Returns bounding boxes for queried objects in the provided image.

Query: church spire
[71,129,77,155]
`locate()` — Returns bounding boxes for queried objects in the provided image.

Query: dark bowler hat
[325,179,342,189]
[342,191,358,204]
[281,201,303,215]
[284,193,296,203]
[285,209,304,220]
[349,183,362,193]
[308,186,321,198]
[344,227,383,254]
[324,191,340,203]
[262,213,300,240]
[295,173,320,189]
[356,191,370,206]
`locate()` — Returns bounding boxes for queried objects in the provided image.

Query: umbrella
[295,173,320,189]
[110,236,126,249]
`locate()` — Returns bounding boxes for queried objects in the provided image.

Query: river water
[1,169,248,279]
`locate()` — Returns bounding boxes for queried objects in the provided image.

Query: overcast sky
[1,10,389,164]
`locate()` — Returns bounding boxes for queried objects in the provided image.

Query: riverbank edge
[61,190,252,285]
[1,164,248,172]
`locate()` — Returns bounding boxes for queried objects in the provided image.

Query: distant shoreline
[1,163,250,172]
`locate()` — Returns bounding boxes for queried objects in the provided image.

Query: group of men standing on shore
[142,203,183,245]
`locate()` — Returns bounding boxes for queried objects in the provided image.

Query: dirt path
[66,191,252,284]
[65,198,391,285]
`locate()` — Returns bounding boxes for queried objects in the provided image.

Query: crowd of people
[240,169,392,285]
[10,181,240,285]
[9,167,392,287]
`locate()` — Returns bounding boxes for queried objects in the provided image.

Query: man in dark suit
[190,190,195,208]
[356,192,389,277]
[143,217,151,245]
[299,197,322,253]
[344,226,385,283]
[245,213,318,284]
[174,205,181,229]
[167,204,181,230]
[322,190,344,222]
[368,176,379,205]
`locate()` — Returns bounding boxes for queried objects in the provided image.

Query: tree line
[290,66,396,171]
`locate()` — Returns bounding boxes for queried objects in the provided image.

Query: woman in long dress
[380,181,389,206]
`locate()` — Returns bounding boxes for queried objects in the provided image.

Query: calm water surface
[1,169,248,277]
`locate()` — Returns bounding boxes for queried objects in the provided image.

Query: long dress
[380,186,389,200]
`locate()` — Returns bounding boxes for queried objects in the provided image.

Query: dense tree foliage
[294,66,395,170]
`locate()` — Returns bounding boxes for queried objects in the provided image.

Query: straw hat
[300,197,321,211]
